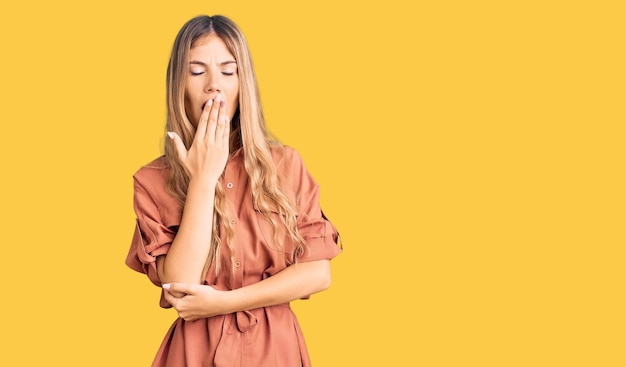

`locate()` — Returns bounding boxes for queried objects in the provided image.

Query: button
[234,261,241,268]
[226,182,233,189]
[229,219,236,225]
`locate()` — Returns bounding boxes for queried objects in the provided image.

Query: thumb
[167,131,187,161]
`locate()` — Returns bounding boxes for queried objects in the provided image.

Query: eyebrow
[189,60,237,66]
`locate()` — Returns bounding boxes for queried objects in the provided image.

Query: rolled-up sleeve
[125,176,175,287]
[286,149,342,262]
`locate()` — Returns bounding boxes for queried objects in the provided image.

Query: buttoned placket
[223,161,243,290]
[222,156,258,339]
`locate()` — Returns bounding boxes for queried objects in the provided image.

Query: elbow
[319,276,331,293]
[314,259,332,292]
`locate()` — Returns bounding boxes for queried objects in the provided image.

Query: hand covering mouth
[202,94,223,112]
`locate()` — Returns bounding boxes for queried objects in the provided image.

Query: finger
[163,282,195,295]
[162,289,177,307]
[195,99,212,141]
[221,115,230,148]
[168,289,187,298]
[205,93,222,142]
[167,132,187,161]
[216,98,228,147]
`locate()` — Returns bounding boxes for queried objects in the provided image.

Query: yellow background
[1,0,624,366]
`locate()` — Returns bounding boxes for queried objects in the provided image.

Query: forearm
[158,177,217,284]
[223,259,332,313]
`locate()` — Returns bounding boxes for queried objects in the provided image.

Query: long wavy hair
[163,15,305,275]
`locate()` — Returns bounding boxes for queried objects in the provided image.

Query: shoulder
[269,145,319,195]
[134,156,168,178]
[132,156,182,216]
[270,144,305,171]
[132,156,170,192]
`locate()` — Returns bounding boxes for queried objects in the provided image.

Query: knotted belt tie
[235,310,258,333]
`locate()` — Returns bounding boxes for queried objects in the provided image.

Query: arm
[156,177,217,285]
[163,259,331,321]
[158,94,230,285]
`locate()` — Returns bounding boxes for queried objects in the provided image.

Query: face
[185,32,240,127]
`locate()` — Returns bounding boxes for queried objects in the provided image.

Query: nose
[205,69,221,94]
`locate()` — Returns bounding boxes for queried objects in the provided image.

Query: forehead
[189,32,235,60]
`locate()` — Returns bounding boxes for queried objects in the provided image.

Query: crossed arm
[160,259,331,321]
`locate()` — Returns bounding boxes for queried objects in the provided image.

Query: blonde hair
[163,15,305,274]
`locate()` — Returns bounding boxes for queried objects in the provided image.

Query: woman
[125,14,342,366]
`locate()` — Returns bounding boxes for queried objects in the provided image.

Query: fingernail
[162,283,171,289]
[207,99,213,107]
[167,132,174,139]
[220,100,225,107]
[216,94,222,102]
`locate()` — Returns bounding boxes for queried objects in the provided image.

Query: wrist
[188,176,218,193]
[219,289,238,315]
